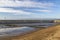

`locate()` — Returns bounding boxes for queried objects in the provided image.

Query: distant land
[0,20,54,24]
[0,18,60,20]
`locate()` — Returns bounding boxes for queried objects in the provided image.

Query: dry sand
[1,24,60,40]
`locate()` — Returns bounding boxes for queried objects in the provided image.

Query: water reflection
[0,27,36,36]
[0,23,56,36]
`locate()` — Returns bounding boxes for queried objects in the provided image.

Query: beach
[5,24,60,40]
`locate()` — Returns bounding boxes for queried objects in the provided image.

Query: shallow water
[0,27,36,36]
[0,23,56,36]
[16,23,56,27]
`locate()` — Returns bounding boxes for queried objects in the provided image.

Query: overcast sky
[0,0,60,20]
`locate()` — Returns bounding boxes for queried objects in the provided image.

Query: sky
[0,0,60,20]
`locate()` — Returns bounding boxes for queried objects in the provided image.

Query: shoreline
[0,23,58,40]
